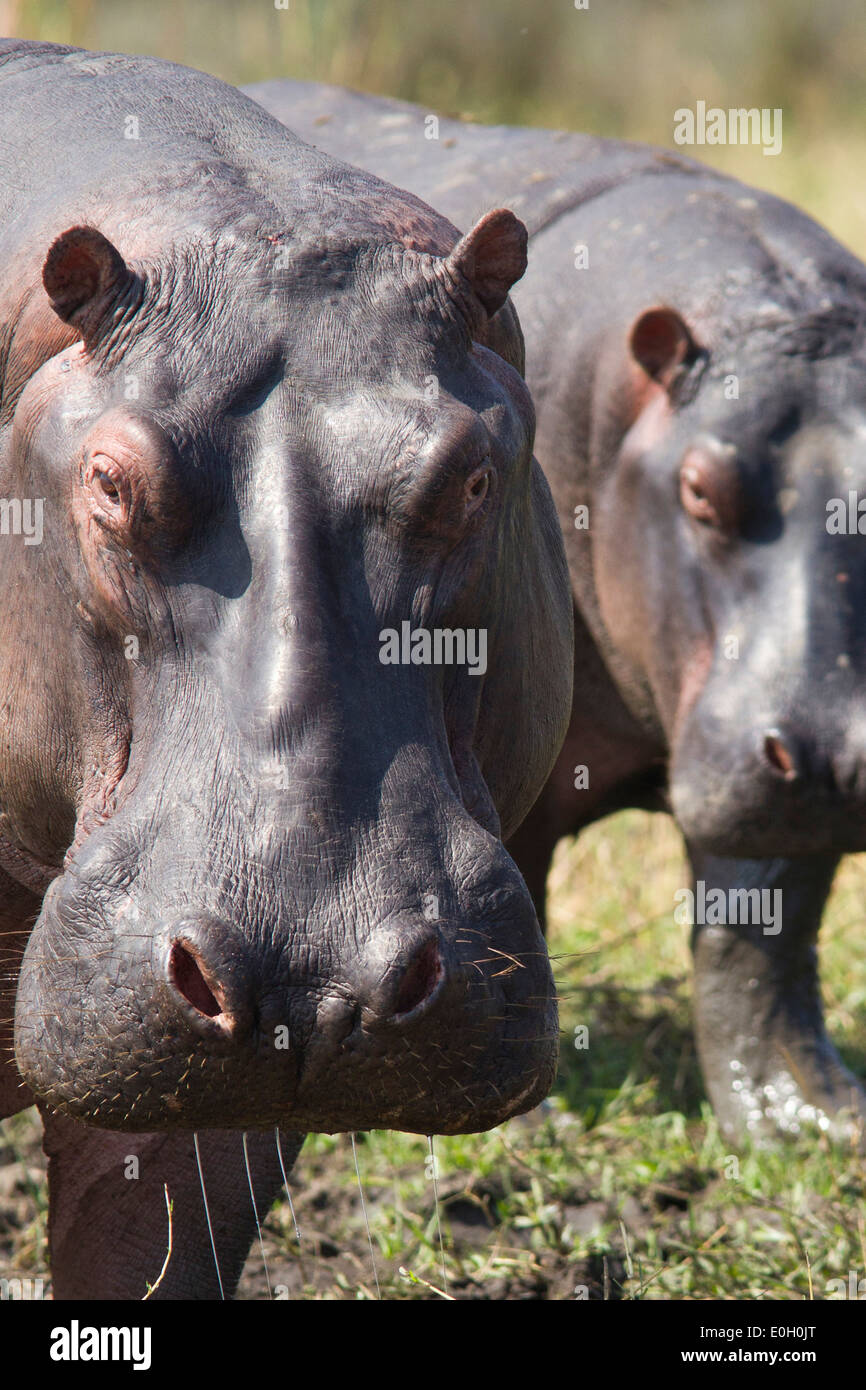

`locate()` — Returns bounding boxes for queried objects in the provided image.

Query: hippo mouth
[13,867,559,1135]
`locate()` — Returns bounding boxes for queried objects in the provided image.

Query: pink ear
[42,226,140,348]
[446,208,528,316]
[629,306,699,388]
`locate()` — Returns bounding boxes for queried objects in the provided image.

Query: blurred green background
[3,0,866,255]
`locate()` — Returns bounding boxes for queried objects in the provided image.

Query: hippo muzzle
[16,756,556,1134]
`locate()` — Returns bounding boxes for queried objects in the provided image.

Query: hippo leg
[688,849,866,1144]
[39,1108,305,1299]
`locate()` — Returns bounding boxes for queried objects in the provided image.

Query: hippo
[246,78,866,1146]
[0,42,573,1299]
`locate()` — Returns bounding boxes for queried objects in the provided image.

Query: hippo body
[0,43,573,1298]
[246,79,866,1144]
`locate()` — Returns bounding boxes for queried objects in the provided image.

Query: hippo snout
[164,918,445,1036]
[344,921,446,1022]
[13,827,558,1136]
[672,703,866,857]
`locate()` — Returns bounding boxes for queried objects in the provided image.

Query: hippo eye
[95,471,120,504]
[84,453,131,524]
[464,464,493,519]
[679,445,739,531]
[77,418,190,560]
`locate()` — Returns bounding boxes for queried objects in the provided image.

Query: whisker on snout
[275,1126,303,1251]
[193,1131,225,1302]
[351,1133,381,1301]
[242,1131,272,1299]
[427,1134,448,1295]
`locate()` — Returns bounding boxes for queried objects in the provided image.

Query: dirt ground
[4,816,863,1301]
[1,1108,630,1301]
[0,1101,793,1302]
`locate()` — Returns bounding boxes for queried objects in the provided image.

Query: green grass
[2,818,865,1300]
[255,814,866,1300]
[0,1109,49,1277]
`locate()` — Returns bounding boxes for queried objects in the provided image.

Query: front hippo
[0,43,572,1297]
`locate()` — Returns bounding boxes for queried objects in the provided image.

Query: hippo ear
[446,208,528,317]
[629,306,701,389]
[42,226,141,350]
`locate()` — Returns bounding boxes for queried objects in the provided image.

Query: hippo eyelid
[93,467,122,503]
[387,438,495,529]
[83,453,131,517]
[679,439,741,531]
[464,461,495,519]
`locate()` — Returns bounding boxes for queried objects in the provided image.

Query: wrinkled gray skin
[0,43,573,1299]
[247,79,866,1147]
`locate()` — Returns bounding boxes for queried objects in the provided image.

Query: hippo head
[590,297,866,858]
[9,207,572,1133]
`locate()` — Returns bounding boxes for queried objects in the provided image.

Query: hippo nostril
[169,940,222,1018]
[763,730,798,781]
[392,938,444,1018]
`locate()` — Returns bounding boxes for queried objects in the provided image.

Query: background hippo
[0,42,573,1298]
[246,78,866,1146]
